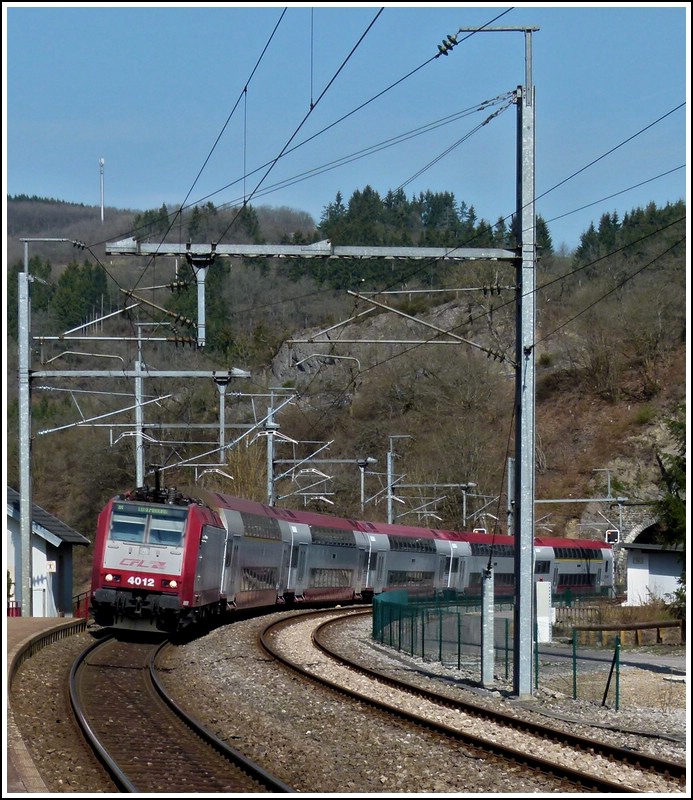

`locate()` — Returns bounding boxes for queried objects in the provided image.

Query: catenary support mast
[513,30,537,699]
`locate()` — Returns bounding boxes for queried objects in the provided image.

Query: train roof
[356,520,449,539]
[121,489,611,550]
[534,536,611,550]
[433,528,514,544]
[181,490,470,538]
[191,489,359,530]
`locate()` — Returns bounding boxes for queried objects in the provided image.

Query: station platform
[5,616,86,794]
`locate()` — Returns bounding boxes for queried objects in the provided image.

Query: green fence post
[408,607,413,655]
[615,635,620,711]
[572,628,578,700]
[535,619,540,690]
[439,610,443,664]
[601,635,621,709]
[421,609,426,660]
[457,611,462,670]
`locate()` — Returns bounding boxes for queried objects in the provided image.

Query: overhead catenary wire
[535,103,686,206]
[213,8,386,246]
[61,4,683,280]
[35,103,685,395]
[395,97,515,192]
[34,9,684,454]
[188,93,516,210]
[104,7,388,352]
[14,9,680,536]
[542,165,685,227]
[72,7,515,260]
[336,216,686,379]
[291,216,685,507]
[54,7,292,347]
[128,7,289,297]
[76,8,387,376]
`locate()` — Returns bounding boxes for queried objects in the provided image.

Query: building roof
[6,487,90,546]
[621,542,683,552]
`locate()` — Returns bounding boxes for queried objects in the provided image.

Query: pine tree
[655,403,686,550]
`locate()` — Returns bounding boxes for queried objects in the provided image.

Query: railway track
[259,608,686,794]
[70,635,294,793]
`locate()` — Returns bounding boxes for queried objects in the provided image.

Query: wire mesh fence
[372,589,515,678]
[370,589,674,709]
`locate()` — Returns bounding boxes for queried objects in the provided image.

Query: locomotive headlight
[163,579,178,588]
[105,573,114,582]
[169,579,178,588]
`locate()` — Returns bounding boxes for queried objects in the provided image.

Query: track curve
[70,635,295,793]
[259,608,685,794]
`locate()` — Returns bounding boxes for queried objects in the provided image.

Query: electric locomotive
[90,484,614,633]
[89,485,229,632]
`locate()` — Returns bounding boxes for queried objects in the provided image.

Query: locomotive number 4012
[126,576,155,587]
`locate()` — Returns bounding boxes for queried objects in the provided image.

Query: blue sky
[3,2,689,251]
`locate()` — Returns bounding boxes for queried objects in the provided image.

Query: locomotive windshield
[109,502,188,547]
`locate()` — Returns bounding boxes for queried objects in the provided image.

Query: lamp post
[460,482,477,528]
[387,435,413,523]
[357,457,377,514]
[18,238,71,616]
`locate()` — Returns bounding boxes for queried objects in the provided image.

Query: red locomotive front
[90,490,226,632]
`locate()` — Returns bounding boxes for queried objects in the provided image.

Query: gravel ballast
[9,613,688,794]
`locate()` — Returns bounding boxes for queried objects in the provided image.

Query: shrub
[601,597,674,624]
[634,405,655,425]
[666,574,686,621]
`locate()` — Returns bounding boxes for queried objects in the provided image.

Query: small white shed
[621,534,684,606]
[6,487,90,617]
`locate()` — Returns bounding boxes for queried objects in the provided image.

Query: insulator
[169,335,196,347]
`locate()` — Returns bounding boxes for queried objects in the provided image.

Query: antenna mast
[99,158,105,223]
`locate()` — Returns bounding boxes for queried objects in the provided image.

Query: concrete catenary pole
[18,238,70,616]
[513,29,537,698]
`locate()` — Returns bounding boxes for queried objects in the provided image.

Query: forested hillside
[5,192,686,593]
